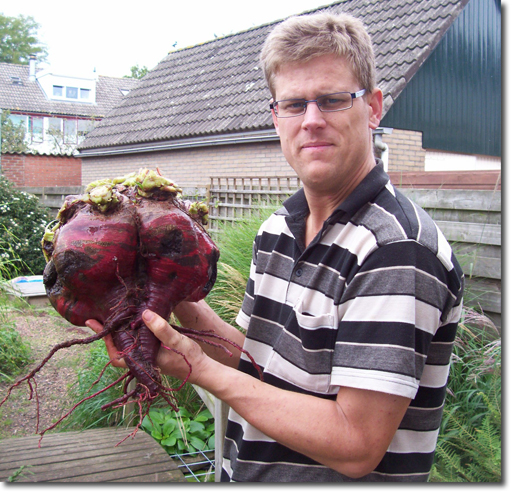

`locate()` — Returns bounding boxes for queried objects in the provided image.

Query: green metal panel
[381,0,501,157]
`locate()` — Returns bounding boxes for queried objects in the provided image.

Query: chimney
[29,54,37,81]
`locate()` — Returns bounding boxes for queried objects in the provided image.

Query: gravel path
[0,308,93,439]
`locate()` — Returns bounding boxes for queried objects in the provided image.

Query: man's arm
[140,309,411,479]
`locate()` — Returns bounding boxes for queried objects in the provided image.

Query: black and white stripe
[222,165,464,482]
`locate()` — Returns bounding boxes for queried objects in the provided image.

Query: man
[88,11,464,482]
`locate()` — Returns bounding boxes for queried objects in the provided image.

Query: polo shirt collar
[282,161,389,249]
[283,160,389,220]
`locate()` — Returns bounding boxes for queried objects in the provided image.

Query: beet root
[1,169,259,445]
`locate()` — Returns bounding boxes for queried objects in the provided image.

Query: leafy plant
[141,406,215,455]
[0,260,32,382]
[430,308,501,482]
[0,175,51,277]
[7,465,33,482]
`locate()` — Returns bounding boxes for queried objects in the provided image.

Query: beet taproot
[1,168,259,445]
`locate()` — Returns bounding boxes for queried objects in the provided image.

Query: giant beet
[0,169,245,443]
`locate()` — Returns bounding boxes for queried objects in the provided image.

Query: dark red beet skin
[42,180,219,411]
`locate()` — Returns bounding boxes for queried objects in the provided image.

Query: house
[0,58,139,155]
[0,59,139,187]
[77,0,500,190]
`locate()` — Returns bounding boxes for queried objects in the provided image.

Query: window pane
[9,114,27,127]
[48,117,62,132]
[66,87,78,99]
[53,85,63,97]
[77,119,94,134]
[64,119,77,143]
[30,117,44,143]
[80,88,91,99]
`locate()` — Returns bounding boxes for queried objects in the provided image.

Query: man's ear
[368,88,383,130]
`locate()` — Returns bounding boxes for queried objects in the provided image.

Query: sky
[2,0,334,78]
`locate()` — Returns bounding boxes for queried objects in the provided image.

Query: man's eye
[319,94,351,109]
[282,101,305,111]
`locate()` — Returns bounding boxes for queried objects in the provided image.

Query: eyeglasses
[270,89,366,118]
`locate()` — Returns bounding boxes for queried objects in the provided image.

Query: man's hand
[86,310,211,383]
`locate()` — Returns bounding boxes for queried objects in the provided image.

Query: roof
[79,0,469,152]
[0,63,139,119]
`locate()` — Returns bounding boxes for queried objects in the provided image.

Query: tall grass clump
[60,340,130,430]
[0,248,32,383]
[430,308,501,482]
[0,175,51,278]
[207,204,276,327]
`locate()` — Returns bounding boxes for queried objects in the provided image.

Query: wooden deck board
[0,428,186,482]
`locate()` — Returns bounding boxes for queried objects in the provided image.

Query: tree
[125,64,148,79]
[0,13,47,64]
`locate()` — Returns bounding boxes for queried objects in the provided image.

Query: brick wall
[81,131,428,188]
[1,153,82,187]
[382,129,426,172]
[81,141,292,188]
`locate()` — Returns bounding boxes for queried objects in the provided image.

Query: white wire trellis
[169,449,216,482]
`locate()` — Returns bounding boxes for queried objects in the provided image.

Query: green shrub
[0,263,32,382]
[0,321,32,383]
[430,309,501,482]
[0,175,51,277]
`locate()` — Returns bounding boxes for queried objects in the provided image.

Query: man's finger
[142,309,182,348]
[85,319,126,368]
[85,319,104,334]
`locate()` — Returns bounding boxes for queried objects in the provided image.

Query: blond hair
[260,12,376,98]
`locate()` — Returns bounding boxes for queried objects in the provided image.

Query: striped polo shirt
[221,164,464,482]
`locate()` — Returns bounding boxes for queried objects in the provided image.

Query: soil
[0,305,94,440]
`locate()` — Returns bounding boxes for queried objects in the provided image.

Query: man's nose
[302,101,326,128]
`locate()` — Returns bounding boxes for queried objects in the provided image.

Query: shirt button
[295,268,303,277]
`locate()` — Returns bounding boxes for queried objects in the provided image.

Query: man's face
[272,54,382,196]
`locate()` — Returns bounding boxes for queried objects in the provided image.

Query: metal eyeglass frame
[270,89,367,118]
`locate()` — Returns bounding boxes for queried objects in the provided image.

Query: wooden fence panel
[207,176,301,236]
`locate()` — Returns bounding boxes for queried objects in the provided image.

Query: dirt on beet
[0,304,92,440]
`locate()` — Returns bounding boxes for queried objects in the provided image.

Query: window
[77,119,95,140]
[29,116,44,143]
[8,114,28,128]
[47,117,63,144]
[63,119,77,144]
[80,88,91,100]
[66,86,78,99]
[48,117,62,132]
[53,85,63,97]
